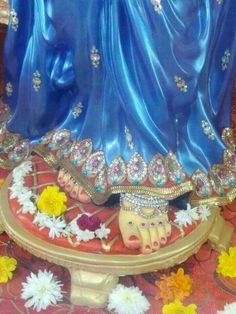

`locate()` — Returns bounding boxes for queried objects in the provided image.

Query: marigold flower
[162,299,197,314]
[155,268,193,303]
[0,256,17,283]
[0,178,4,188]
[36,186,67,217]
[217,247,236,277]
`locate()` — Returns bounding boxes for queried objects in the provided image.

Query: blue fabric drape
[3,0,236,175]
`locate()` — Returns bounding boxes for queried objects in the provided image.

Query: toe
[165,221,172,238]
[70,183,80,199]
[119,212,141,250]
[156,221,167,245]
[78,187,91,203]
[149,223,160,251]
[138,223,152,254]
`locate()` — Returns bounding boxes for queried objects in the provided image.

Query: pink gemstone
[113,166,120,174]
[133,163,140,172]
[15,146,23,154]
[80,147,86,154]
[196,179,204,188]
[219,172,225,179]
[232,155,236,162]
[92,159,99,167]
[155,165,163,173]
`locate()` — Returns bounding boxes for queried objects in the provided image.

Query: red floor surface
[1,23,236,314]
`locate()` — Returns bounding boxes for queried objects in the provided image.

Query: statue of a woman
[1,0,236,253]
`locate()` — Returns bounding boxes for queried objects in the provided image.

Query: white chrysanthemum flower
[20,201,37,215]
[107,284,150,314]
[21,270,63,312]
[186,203,199,221]
[217,302,236,314]
[174,210,193,227]
[9,184,30,199]
[17,190,34,205]
[198,205,211,221]
[33,212,51,229]
[12,161,32,178]
[75,228,95,242]
[95,224,110,239]
[44,216,67,239]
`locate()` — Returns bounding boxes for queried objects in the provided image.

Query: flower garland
[174,203,211,227]
[10,161,110,242]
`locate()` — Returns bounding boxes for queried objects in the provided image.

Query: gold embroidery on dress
[33,71,41,92]
[91,47,100,68]
[174,76,188,92]
[72,102,83,119]
[222,49,230,70]
[5,82,13,97]
[9,9,19,31]
[151,0,162,14]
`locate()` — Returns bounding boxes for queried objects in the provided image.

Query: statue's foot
[57,168,91,203]
[119,194,171,254]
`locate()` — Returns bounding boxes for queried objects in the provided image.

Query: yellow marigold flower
[217,247,236,277]
[0,256,17,283]
[162,299,197,314]
[36,186,67,217]
[155,268,193,303]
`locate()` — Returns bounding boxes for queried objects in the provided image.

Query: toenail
[158,221,163,225]
[167,231,171,236]
[161,237,166,244]
[128,221,134,226]
[145,245,151,250]
[129,235,139,241]
[140,222,146,228]
[150,222,156,227]
[153,241,159,247]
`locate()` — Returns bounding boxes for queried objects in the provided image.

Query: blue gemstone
[72,160,78,166]
[95,185,101,192]
[132,180,139,185]
[83,169,89,176]
[112,180,117,185]
[176,178,182,184]
[229,181,235,187]
[156,180,162,187]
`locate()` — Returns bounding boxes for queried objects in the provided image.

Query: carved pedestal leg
[69,268,119,308]
[208,209,233,252]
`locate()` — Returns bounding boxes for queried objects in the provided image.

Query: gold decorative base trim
[69,269,118,308]
[208,213,233,252]
[0,175,233,307]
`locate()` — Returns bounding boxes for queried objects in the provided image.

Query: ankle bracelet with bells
[120,193,169,219]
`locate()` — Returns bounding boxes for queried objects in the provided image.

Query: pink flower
[77,214,101,231]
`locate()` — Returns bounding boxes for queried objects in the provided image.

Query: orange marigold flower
[155,268,193,304]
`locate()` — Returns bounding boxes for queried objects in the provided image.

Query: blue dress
[2,0,236,204]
